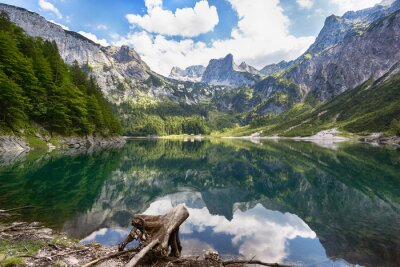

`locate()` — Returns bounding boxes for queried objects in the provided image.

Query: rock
[205,250,220,261]
[0,136,30,152]
[260,60,292,76]
[169,65,206,82]
[47,143,56,152]
[0,3,150,102]
[59,136,126,151]
[202,54,260,88]
[64,256,79,266]
[238,62,260,75]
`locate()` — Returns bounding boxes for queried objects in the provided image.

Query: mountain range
[1,1,400,137]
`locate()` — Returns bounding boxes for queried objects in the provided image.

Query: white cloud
[78,31,110,47]
[330,0,383,14]
[297,0,314,9]
[38,0,62,19]
[96,24,108,31]
[116,0,314,75]
[49,20,69,30]
[126,0,219,37]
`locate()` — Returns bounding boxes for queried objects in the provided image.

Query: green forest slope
[221,70,400,137]
[0,13,121,137]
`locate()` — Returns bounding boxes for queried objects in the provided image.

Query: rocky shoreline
[0,136,31,153]
[223,130,400,148]
[60,136,126,150]
[0,135,126,153]
[359,134,400,147]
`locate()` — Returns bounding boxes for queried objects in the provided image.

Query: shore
[0,135,126,153]
[0,215,287,267]
[221,129,400,147]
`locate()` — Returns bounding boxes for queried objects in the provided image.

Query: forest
[0,12,121,137]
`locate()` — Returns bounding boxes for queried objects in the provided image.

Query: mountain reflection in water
[0,139,399,266]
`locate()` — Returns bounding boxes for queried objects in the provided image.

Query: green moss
[0,256,25,267]
[25,135,48,150]
[304,53,313,59]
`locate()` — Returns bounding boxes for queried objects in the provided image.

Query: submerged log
[119,204,189,267]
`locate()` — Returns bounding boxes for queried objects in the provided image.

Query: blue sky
[0,0,386,75]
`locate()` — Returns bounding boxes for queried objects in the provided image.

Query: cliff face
[252,0,400,116]
[0,3,151,102]
[169,65,206,82]
[0,3,231,106]
[2,1,400,120]
[202,54,260,88]
[279,1,400,100]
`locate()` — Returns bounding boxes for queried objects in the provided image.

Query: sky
[0,0,387,75]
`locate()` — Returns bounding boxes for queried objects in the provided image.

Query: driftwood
[118,204,189,267]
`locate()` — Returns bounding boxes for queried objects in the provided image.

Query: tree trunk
[121,204,189,267]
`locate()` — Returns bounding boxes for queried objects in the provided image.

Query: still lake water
[0,139,399,266]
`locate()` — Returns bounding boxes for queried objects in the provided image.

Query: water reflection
[80,193,355,266]
[0,139,399,266]
[146,195,317,263]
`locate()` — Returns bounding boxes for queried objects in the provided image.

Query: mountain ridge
[1,1,400,137]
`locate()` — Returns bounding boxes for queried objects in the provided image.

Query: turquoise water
[0,139,399,266]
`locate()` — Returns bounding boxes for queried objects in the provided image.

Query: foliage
[0,13,121,136]
[389,119,400,136]
[228,71,400,137]
[113,99,240,136]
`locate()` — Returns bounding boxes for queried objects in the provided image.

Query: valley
[1,1,400,140]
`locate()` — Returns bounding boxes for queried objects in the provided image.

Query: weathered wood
[122,204,189,267]
[125,239,159,267]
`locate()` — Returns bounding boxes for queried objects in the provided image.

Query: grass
[218,72,400,137]
[25,135,48,150]
[0,257,25,267]
[0,239,47,266]
[0,232,83,266]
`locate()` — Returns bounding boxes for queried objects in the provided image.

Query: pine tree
[0,15,121,136]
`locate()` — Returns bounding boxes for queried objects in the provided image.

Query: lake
[0,139,399,267]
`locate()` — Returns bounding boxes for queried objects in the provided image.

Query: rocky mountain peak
[169,65,206,82]
[307,0,400,55]
[209,53,236,71]
[202,54,260,88]
[238,62,260,75]
[110,45,142,64]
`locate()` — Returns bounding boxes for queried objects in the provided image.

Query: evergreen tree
[0,14,121,136]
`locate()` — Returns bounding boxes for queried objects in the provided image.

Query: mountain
[237,62,260,75]
[0,13,121,136]
[170,59,260,86]
[307,0,400,55]
[275,0,400,101]
[0,3,153,102]
[2,1,400,137]
[230,0,400,120]
[242,64,400,137]
[169,65,206,82]
[259,60,291,76]
[202,54,261,88]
